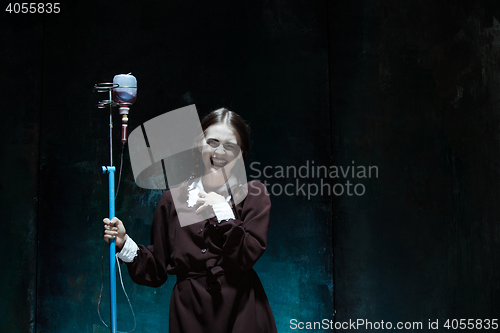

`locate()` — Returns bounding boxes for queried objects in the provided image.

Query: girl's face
[201,123,241,177]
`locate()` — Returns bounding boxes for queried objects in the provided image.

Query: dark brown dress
[125,180,278,333]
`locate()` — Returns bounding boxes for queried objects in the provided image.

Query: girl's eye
[224,144,237,151]
[207,139,219,148]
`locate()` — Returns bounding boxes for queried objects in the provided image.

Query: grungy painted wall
[331,0,500,329]
[0,12,42,333]
[2,1,332,332]
[2,0,500,332]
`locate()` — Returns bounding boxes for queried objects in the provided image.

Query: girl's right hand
[103,217,127,252]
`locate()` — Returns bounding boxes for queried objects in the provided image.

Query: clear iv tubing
[97,244,136,333]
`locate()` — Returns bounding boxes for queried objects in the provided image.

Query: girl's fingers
[103,217,121,225]
[195,203,208,213]
[103,219,113,226]
[102,217,124,246]
[103,225,118,231]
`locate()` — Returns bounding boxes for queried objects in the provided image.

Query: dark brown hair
[200,108,250,160]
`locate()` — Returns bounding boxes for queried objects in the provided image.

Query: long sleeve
[212,201,236,222]
[204,180,271,272]
[124,190,171,288]
[116,236,139,263]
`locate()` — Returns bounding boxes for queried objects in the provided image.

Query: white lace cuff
[116,235,139,263]
[212,202,235,223]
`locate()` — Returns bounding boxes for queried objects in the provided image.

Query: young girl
[103,108,277,333]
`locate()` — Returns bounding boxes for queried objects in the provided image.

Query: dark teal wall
[2,1,332,332]
[331,0,500,328]
[0,12,42,333]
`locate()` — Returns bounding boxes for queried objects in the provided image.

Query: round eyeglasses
[206,138,240,153]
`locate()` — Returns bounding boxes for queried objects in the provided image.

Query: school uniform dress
[117,180,277,333]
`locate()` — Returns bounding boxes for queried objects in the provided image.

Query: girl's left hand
[195,190,226,213]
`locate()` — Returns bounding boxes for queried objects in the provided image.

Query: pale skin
[103,122,242,251]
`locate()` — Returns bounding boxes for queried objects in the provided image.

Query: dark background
[1,0,499,332]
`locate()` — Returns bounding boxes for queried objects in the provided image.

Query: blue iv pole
[96,83,119,333]
[95,76,136,333]
[102,165,117,333]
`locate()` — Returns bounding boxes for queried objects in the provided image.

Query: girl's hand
[195,190,226,213]
[103,217,127,251]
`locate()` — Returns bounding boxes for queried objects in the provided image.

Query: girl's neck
[201,175,225,192]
